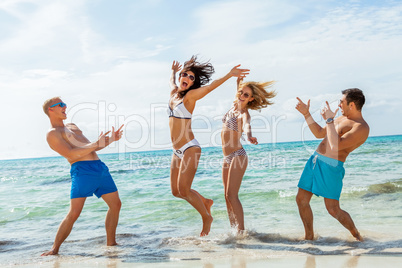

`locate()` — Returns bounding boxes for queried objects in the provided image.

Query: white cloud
[0,0,402,159]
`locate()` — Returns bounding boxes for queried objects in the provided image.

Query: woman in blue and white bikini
[221,77,276,233]
[169,56,249,236]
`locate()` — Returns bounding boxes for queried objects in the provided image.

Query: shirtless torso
[316,115,369,162]
[49,123,99,164]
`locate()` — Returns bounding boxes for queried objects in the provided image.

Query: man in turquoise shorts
[41,97,124,256]
[295,88,370,241]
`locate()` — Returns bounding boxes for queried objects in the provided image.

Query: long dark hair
[178,55,215,98]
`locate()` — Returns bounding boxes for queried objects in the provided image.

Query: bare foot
[41,249,58,256]
[200,215,213,237]
[107,242,119,246]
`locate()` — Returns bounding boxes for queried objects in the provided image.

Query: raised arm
[170,61,182,93]
[187,64,250,101]
[236,76,244,90]
[295,97,326,139]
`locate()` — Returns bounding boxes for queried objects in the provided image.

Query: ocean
[1,135,401,266]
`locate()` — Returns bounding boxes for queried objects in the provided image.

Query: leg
[324,198,363,241]
[177,147,213,236]
[41,197,86,256]
[296,188,314,240]
[222,160,236,228]
[225,155,247,232]
[171,152,213,212]
[102,191,122,246]
[170,154,182,198]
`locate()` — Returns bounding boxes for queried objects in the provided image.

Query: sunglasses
[180,72,195,82]
[239,91,252,98]
[50,102,67,108]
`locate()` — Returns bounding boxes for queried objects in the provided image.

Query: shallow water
[0,135,401,265]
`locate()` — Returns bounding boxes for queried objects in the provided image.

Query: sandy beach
[1,136,401,266]
[15,255,402,268]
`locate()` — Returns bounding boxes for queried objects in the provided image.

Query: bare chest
[335,119,353,137]
[62,126,90,146]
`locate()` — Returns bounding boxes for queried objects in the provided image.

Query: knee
[66,209,81,222]
[114,199,122,211]
[296,193,309,207]
[178,185,190,198]
[326,206,340,218]
[225,192,238,204]
[171,189,181,198]
[108,198,122,212]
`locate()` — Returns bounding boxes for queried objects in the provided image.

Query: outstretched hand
[97,130,111,149]
[172,61,182,73]
[230,64,250,78]
[321,101,339,120]
[295,97,310,116]
[109,124,124,143]
[97,124,124,149]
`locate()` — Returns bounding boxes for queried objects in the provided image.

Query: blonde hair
[43,96,61,116]
[236,81,276,110]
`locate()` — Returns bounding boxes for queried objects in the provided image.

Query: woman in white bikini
[221,77,276,233]
[169,56,249,236]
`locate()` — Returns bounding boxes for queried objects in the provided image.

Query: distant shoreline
[1,134,401,162]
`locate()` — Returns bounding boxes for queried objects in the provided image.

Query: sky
[0,0,401,160]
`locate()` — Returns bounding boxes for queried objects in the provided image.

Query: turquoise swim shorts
[70,160,118,199]
[298,151,345,200]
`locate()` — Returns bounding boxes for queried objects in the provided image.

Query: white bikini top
[168,100,192,119]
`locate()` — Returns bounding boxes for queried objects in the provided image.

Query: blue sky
[0,0,401,160]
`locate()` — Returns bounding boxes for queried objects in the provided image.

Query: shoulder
[344,118,370,142]
[46,127,63,142]
[354,119,370,136]
[185,87,201,97]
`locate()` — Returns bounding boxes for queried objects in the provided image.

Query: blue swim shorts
[70,160,118,199]
[298,151,345,200]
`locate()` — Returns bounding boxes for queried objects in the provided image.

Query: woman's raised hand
[172,61,182,73]
[230,64,250,78]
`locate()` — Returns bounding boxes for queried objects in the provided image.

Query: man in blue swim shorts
[295,88,370,241]
[41,97,124,256]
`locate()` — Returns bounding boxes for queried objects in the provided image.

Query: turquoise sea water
[0,135,401,265]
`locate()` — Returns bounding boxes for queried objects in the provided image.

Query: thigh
[170,153,181,191]
[178,146,201,188]
[227,155,248,194]
[70,197,86,215]
[296,188,314,203]
[222,160,230,191]
[101,191,121,208]
[324,197,340,211]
